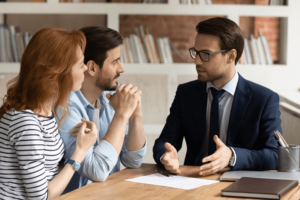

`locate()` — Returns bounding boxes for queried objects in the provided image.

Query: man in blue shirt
[57,26,147,193]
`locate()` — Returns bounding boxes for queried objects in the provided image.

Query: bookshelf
[0,0,300,135]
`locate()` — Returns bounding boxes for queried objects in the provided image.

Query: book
[144,34,155,63]
[9,25,19,62]
[139,26,151,63]
[222,177,298,199]
[261,36,273,65]
[250,34,260,64]
[4,27,13,62]
[147,33,159,63]
[258,29,273,65]
[16,33,25,61]
[247,39,254,64]
[125,37,134,63]
[244,38,252,64]
[162,37,173,63]
[129,34,139,63]
[156,38,167,63]
[153,37,161,63]
[0,25,6,62]
[256,36,267,65]
[123,38,131,63]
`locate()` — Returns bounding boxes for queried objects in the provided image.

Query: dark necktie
[208,88,225,156]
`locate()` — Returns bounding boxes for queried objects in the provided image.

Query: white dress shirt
[205,70,239,166]
[92,98,101,144]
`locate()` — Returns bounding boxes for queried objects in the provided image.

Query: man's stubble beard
[196,65,226,83]
[197,73,224,83]
[96,72,120,91]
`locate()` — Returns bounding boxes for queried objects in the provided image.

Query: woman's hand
[75,118,98,154]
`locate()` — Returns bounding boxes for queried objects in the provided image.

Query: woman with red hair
[0,28,97,200]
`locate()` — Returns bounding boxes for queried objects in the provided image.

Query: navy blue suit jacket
[153,74,282,170]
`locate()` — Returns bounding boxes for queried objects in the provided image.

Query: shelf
[0,4,290,17]
[0,62,288,74]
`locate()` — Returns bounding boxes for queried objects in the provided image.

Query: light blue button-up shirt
[57,90,147,194]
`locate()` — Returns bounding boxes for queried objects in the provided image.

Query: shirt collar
[206,70,239,96]
[75,90,107,109]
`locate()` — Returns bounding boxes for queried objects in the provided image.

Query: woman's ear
[86,60,97,76]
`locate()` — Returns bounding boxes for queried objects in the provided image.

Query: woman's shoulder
[5,109,43,133]
[5,109,39,122]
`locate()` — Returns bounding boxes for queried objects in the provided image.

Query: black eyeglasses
[189,48,227,62]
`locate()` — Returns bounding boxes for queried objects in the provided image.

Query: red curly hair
[0,28,86,129]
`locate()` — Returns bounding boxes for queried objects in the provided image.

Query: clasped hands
[161,135,233,176]
[70,83,142,136]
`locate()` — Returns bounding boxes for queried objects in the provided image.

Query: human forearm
[47,149,85,200]
[80,140,119,182]
[125,115,145,151]
[232,147,278,170]
[102,112,128,154]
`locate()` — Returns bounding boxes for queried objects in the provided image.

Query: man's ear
[227,49,237,64]
[86,60,98,76]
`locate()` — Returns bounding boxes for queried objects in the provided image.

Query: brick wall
[118,0,281,63]
[254,17,279,62]
[212,0,255,4]
[254,0,279,62]
[119,15,222,62]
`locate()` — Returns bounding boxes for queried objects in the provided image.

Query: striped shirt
[0,109,64,200]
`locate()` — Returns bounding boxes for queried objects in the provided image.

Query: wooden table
[56,164,300,200]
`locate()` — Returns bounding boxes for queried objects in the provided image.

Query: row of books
[120,26,173,64]
[180,0,212,4]
[269,0,288,5]
[0,25,33,63]
[142,0,166,3]
[240,30,273,65]
[60,0,167,3]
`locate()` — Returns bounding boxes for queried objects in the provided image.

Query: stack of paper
[125,173,219,190]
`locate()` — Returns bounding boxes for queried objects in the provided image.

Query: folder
[222,177,298,199]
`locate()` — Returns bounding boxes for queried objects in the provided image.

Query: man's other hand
[199,135,232,176]
[161,142,181,174]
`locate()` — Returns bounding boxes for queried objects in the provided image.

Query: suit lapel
[193,82,207,165]
[226,74,253,146]
[193,82,207,142]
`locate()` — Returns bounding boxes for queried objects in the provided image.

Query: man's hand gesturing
[161,142,181,174]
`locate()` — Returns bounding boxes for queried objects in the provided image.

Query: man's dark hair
[196,17,244,65]
[80,26,123,69]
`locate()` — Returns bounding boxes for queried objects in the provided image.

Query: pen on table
[155,169,169,177]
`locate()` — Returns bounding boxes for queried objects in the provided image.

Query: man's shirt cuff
[230,147,237,166]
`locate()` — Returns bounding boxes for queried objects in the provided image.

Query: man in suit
[153,17,281,176]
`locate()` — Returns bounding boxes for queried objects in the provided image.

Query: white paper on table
[124,173,219,190]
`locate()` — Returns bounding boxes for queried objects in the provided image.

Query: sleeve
[152,85,184,167]
[232,93,281,170]
[8,117,48,200]
[120,127,147,169]
[58,107,119,182]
